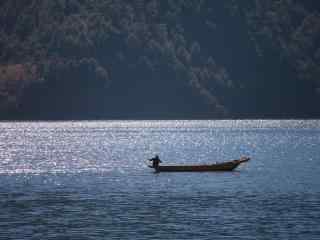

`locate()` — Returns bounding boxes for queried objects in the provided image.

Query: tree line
[0,0,319,119]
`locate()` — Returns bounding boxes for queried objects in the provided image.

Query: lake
[0,120,319,239]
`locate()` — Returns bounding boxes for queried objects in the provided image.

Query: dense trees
[0,0,319,119]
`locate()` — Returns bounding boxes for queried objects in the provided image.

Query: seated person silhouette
[149,155,162,168]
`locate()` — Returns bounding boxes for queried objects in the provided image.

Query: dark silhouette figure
[149,155,162,169]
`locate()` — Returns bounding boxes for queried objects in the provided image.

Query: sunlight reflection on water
[0,120,320,239]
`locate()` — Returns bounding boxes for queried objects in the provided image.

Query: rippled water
[0,120,319,239]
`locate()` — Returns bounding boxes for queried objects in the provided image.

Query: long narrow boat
[149,157,250,172]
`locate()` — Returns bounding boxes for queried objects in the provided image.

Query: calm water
[0,120,319,239]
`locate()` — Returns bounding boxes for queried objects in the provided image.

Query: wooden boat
[149,157,250,172]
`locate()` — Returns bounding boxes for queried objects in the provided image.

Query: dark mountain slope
[0,0,319,119]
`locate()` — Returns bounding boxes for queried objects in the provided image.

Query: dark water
[0,120,319,239]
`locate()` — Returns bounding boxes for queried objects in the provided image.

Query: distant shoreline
[1,117,320,122]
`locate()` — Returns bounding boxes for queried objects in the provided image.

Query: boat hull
[152,157,250,172]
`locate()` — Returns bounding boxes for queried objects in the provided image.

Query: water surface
[0,120,319,239]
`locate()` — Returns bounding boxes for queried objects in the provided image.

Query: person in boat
[149,155,162,168]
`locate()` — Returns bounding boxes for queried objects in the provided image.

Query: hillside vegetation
[0,0,320,119]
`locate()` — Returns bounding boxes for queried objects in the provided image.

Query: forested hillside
[0,0,320,119]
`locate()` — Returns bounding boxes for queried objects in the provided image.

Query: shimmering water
[0,120,319,239]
